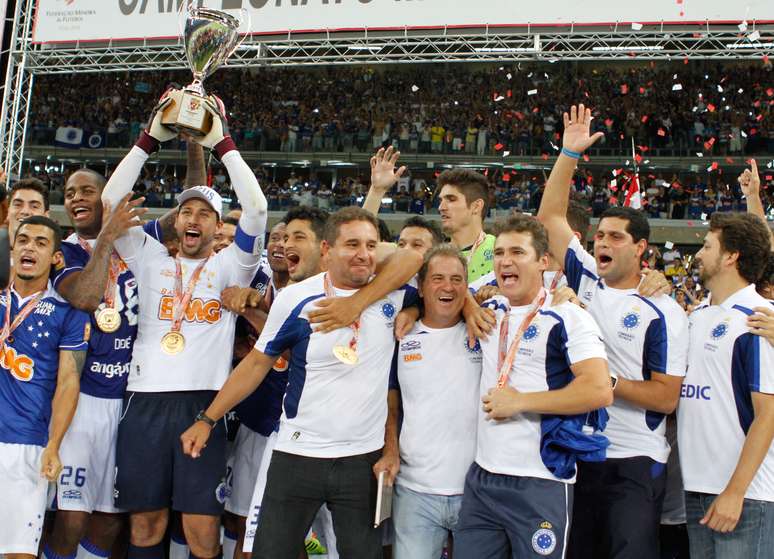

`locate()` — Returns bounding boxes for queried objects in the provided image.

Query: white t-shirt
[114,229,260,392]
[255,272,418,459]
[678,285,774,501]
[564,236,689,463]
[390,321,481,495]
[476,294,608,483]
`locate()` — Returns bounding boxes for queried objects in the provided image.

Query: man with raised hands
[100,91,267,559]
[537,104,689,559]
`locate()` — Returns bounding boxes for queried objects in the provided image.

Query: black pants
[252,449,383,559]
[567,457,667,559]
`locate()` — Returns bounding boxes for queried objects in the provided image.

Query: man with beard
[0,217,89,559]
[538,104,688,559]
[678,212,774,558]
[100,93,267,559]
[181,206,423,558]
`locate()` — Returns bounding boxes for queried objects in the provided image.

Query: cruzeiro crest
[532,520,557,555]
[711,320,729,340]
[381,302,396,319]
[621,306,641,330]
[522,323,540,342]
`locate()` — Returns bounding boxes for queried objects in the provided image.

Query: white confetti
[527,89,538,96]
[717,85,723,92]
[494,95,505,102]
[506,73,512,80]
[664,241,674,250]
[741,131,748,138]
[738,21,748,32]
[748,30,761,42]
[672,84,683,91]
[503,151,511,157]
[696,152,704,157]
[631,22,643,30]
[700,213,707,221]
[411,85,419,92]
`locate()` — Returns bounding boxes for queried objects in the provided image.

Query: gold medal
[161,331,186,355]
[333,345,358,365]
[95,306,121,333]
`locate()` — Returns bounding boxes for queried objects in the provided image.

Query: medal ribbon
[323,273,360,353]
[496,287,547,388]
[464,231,487,268]
[170,256,211,334]
[0,285,43,348]
[77,237,121,309]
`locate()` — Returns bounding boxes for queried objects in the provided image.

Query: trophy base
[161,90,213,138]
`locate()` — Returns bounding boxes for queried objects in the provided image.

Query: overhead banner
[33,0,774,44]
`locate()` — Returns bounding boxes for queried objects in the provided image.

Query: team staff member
[538,104,689,559]
[678,212,774,558]
[455,215,612,558]
[181,207,422,559]
[0,216,89,558]
[388,245,481,559]
[101,92,267,559]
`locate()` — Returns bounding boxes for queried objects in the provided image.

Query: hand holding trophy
[162,3,246,137]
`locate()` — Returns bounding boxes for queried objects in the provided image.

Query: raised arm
[363,147,406,216]
[537,104,604,265]
[41,349,85,481]
[185,140,208,187]
[740,159,765,220]
[57,194,146,311]
[195,97,268,265]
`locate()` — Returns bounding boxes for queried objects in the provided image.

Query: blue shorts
[455,463,573,559]
[115,391,227,515]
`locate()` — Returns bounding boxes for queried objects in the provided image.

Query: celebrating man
[538,104,689,559]
[181,207,422,558]
[0,216,89,558]
[678,212,774,557]
[100,93,268,558]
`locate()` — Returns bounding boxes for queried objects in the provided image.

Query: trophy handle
[234,8,251,51]
[177,0,191,42]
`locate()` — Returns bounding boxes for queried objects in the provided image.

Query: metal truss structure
[2,0,773,176]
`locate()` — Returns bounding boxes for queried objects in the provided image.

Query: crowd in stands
[29,60,774,157]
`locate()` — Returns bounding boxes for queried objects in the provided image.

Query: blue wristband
[561,147,582,159]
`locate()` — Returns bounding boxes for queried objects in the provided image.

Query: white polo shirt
[390,320,481,495]
[678,284,774,501]
[255,272,418,458]
[564,236,689,463]
[476,294,608,483]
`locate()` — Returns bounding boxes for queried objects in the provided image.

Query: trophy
[162,4,245,137]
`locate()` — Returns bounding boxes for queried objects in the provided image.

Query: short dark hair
[437,169,489,220]
[222,216,239,227]
[10,178,49,210]
[323,206,379,246]
[14,215,62,251]
[400,216,445,246]
[493,214,549,259]
[417,243,468,285]
[709,213,772,284]
[567,200,591,244]
[377,218,392,243]
[282,206,330,242]
[67,168,107,190]
[599,207,650,244]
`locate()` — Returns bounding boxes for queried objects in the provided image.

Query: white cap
[176,186,223,219]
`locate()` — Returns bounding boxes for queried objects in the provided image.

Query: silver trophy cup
[162,5,243,136]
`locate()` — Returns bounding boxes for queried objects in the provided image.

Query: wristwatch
[195,410,216,428]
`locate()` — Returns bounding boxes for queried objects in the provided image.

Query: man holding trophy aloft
[98,6,266,559]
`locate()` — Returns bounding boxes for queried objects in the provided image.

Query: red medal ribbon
[323,273,360,353]
[0,285,44,348]
[170,256,211,333]
[496,287,547,388]
[77,237,122,309]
